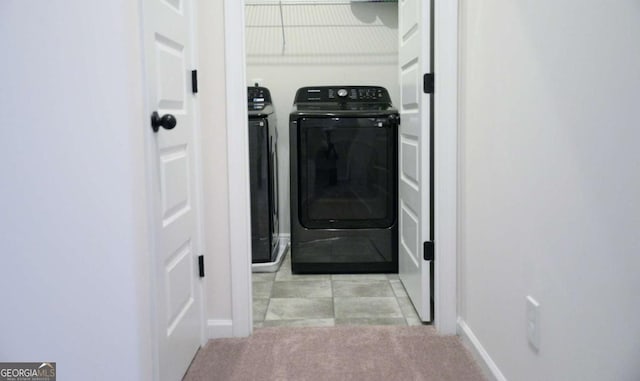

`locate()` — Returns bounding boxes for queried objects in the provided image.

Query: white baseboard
[457,318,507,381]
[207,319,234,339]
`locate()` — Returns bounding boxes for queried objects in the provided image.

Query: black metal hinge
[423,241,435,261]
[198,255,205,278]
[192,70,198,94]
[423,73,434,94]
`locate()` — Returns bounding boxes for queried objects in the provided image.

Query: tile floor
[253,250,424,328]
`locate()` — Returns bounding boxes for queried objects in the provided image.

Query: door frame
[224,0,254,337]
[224,0,458,335]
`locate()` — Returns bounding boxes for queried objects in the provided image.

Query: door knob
[151,111,177,132]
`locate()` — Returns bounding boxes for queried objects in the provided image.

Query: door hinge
[192,70,198,94]
[423,73,434,94]
[198,255,205,278]
[423,241,434,261]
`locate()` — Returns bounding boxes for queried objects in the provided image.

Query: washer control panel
[248,86,273,110]
[295,86,391,104]
[248,86,272,108]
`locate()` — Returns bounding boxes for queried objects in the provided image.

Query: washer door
[298,116,397,229]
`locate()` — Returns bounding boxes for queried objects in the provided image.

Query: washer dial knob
[337,88,348,98]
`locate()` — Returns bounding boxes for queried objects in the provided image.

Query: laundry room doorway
[246,0,411,328]
[225,0,458,335]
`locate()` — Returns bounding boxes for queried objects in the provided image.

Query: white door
[398,0,432,322]
[142,0,203,379]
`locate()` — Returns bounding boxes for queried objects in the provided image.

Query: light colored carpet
[184,326,486,381]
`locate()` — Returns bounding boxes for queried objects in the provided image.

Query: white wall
[458,2,640,380]
[0,2,152,380]
[245,3,399,235]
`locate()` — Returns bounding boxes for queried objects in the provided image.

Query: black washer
[248,87,280,263]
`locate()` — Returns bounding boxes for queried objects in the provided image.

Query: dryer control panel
[294,86,391,104]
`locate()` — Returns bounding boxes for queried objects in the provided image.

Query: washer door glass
[298,117,396,229]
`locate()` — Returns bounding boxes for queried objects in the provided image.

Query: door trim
[433,0,458,335]
[224,0,253,337]
[224,0,458,335]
